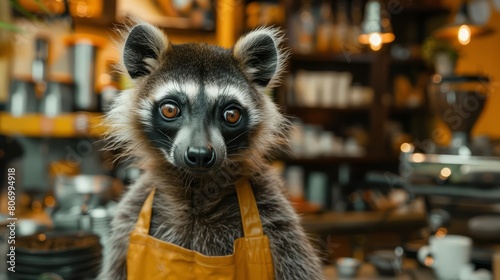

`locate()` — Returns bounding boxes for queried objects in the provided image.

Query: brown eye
[160,103,180,119]
[223,108,241,125]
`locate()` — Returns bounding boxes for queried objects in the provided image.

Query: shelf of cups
[0,112,106,138]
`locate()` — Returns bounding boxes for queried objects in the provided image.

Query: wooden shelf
[391,56,426,65]
[292,52,427,66]
[286,106,370,117]
[285,106,371,125]
[291,52,375,64]
[283,155,399,165]
[116,1,215,33]
[0,112,106,138]
[119,14,215,33]
[389,106,429,114]
[397,4,450,15]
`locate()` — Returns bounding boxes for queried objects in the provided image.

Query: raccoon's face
[106,23,289,178]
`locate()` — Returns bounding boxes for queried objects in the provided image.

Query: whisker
[225,130,250,145]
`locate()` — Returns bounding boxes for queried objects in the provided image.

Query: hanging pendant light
[357,0,395,51]
[434,1,493,46]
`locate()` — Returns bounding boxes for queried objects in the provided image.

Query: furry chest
[149,199,244,256]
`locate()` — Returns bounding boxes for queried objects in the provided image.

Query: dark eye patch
[142,98,184,153]
[216,102,250,155]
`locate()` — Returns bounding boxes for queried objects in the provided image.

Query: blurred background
[1,0,500,279]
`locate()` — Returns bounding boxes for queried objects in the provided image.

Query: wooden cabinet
[228,0,451,210]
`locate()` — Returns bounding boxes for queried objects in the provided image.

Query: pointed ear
[232,28,288,89]
[122,23,168,79]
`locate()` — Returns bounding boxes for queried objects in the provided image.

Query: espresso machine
[401,74,500,188]
[400,75,500,269]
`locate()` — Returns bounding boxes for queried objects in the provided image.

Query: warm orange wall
[442,2,500,139]
[457,12,500,138]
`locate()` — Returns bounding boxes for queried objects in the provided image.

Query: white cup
[335,72,352,108]
[418,235,472,280]
[318,131,334,155]
[320,72,338,108]
[295,71,321,107]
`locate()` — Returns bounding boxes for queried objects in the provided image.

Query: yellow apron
[126,179,275,279]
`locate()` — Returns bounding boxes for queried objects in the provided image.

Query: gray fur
[99,22,323,280]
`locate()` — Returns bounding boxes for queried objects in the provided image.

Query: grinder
[429,75,490,155]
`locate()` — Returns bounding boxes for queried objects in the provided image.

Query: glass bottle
[316,0,333,53]
[295,0,316,53]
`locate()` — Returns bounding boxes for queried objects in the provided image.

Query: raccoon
[99,22,323,280]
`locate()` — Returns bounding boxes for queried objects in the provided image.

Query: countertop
[324,260,435,280]
[301,198,427,234]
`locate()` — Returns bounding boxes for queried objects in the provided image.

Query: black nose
[184,146,216,168]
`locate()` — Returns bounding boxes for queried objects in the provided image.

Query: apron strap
[133,188,156,235]
[236,179,264,237]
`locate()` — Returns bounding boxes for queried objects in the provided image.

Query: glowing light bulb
[368,33,382,51]
[440,167,452,178]
[400,143,412,153]
[458,25,471,45]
